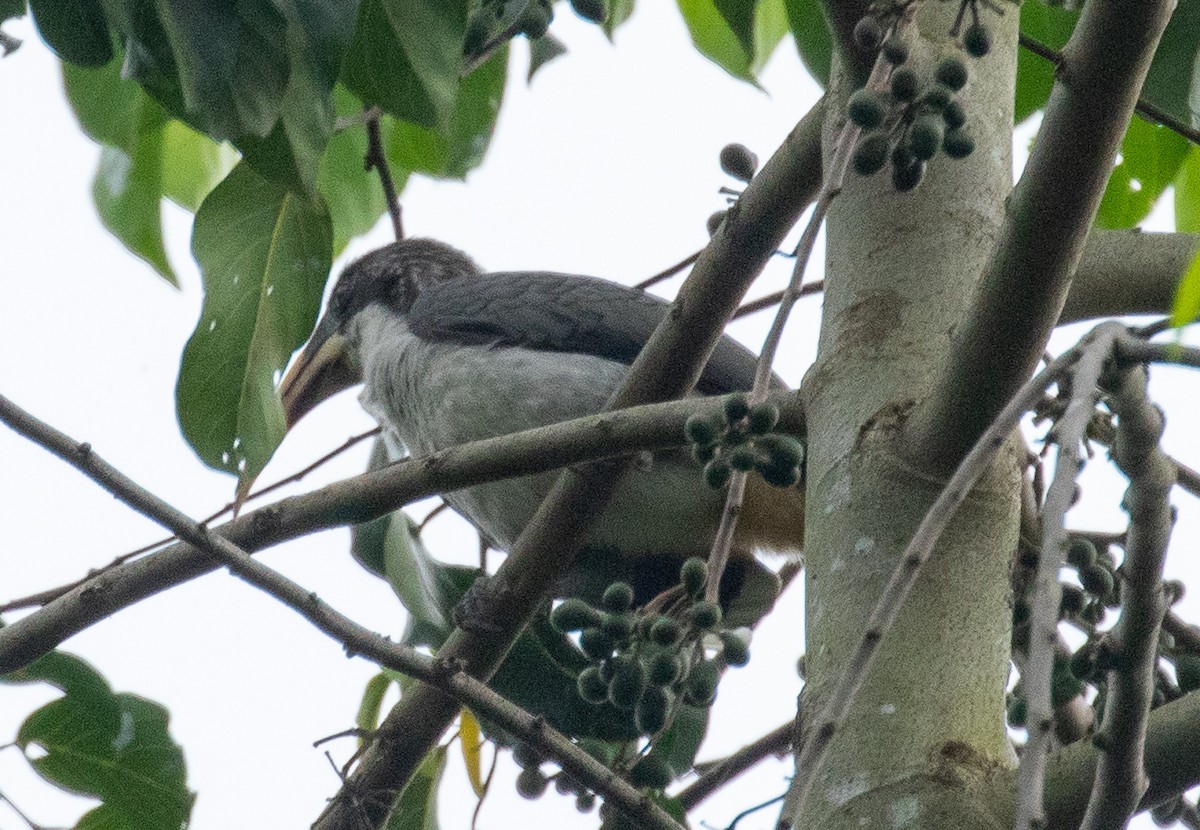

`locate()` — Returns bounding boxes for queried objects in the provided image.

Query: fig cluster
[708,143,759,236]
[686,394,805,490]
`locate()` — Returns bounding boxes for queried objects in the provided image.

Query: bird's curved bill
[279,315,362,429]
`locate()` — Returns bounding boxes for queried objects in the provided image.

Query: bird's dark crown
[327,238,481,327]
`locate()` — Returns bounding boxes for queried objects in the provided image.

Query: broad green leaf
[357,672,395,733]
[318,86,402,256]
[1176,146,1200,233]
[162,120,239,211]
[383,514,455,640]
[388,47,508,180]
[1014,2,1077,124]
[1096,118,1188,229]
[782,0,831,85]
[93,100,174,283]
[29,0,111,66]
[341,0,468,128]
[386,746,447,830]
[723,558,781,628]
[1170,250,1200,327]
[178,161,332,483]
[0,0,24,22]
[654,701,710,776]
[676,0,785,83]
[149,0,290,140]
[62,57,144,148]
[604,0,635,38]
[2,651,193,830]
[714,0,754,58]
[1142,0,1200,130]
[751,0,788,76]
[459,710,486,797]
[528,33,567,81]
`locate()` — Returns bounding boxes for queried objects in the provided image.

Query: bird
[278,238,804,604]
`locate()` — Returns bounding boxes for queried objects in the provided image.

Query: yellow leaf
[459,710,485,798]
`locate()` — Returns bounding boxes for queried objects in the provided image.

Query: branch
[313,97,828,829]
[1019,33,1200,146]
[1079,346,1176,830]
[0,395,684,830]
[364,108,403,241]
[778,326,1116,830]
[1016,325,1115,830]
[903,0,1175,474]
[676,721,792,811]
[1061,231,1200,324]
[635,249,702,290]
[0,392,802,674]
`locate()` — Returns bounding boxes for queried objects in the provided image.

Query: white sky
[0,5,1195,830]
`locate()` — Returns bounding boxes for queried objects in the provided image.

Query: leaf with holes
[177,161,332,487]
[1096,118,1188,229]
[1176,146,1200,233]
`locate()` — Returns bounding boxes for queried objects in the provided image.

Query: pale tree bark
[798,5,1023,828]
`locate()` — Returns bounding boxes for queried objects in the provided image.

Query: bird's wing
[407,271,779,395]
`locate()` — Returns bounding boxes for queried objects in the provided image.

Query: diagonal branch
[0,392,802,675]
[903,0,1175,474]
[0,395,684,830]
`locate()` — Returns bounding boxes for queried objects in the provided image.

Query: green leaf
[1014,3,1077,124]
[319,87,400,256]
[386,745,448,830]
[148,0,291,141]
[654,702,709,775]
[528,33,567,81]
[782,0,830,85]
[92,100,175,283]
[1142,0,1200,131]
[604,0,635,39]
[0,0,25,22]
[341,0,468,128]
[1170,249,1200,328]
[676,0,786,83]
[162,120,239,211]
[62,56,144,148]
[388,47,508,180]
[723,558,781,628]
[177,161,332,484]
[1096,118,1188,229]
[29,0,112,66]
[1175,146,1200,233]
[2,651,193,830]
[357,672,395,733]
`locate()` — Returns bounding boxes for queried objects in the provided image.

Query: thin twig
[1079,341,1177,830]
[1019,33,1200,146]
[365,109,403,241]
[1015,324,1117,830]
[0,394,686,830]
[677,722,792,810]
[778,331,1107,830]
[731,281,824,320]
[635,250,702,290]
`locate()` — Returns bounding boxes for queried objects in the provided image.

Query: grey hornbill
[278,238,804,602]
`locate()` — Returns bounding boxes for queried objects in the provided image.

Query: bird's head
[279,238,481,428]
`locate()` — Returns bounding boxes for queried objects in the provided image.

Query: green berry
[1069,646,1097,681]
[720,631,751,667]
[689,601,722,631]
[704,458,731,489]
[723,392,751,423]
[685,659,721,706]
[608,655,646,710]
[1176,654,1200,692]
[759,461,801,488]
[909,117,944,161]
[963,23,991,57]
[942,129,975,159]
[551,598,602,632]
[853,16,883,51]
[848,89,886,130]
[1006,695,1027,727]
[602,582,635,613]
[729,445,758,472]
[934,56,969,91]
[920,85,952,111]
[629,753,672,789]
[1082,601,1106,625]
[576,792,596,813]
[681,557,708,597]
[577,666,611,704]
[882,34,908,65]
[890,67,919,102]
[892,159,925,192]
[569,0,607,23]
[513,742,541,769]
[1067,538,1098,569]
[580,626,615,660]
[602,612,635,641]
[516,766,549,799]
[707,210,727,237]
[635,685,672,735]
[719,143,758,183]
[747,402,780,434]
[1012,601,1030,627]
[891,140,915,170]
[599,658,617,683]
[651,615,683,646]
[1051,666,1084,706]
[1080,563,1115,598]
[648,651,681,686]
[852,133,890,176]
[692,442,717,463]
[1059,584,1086,617]
[685,413,720,446]
[754,433,805,468]
[942,99,966,130]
